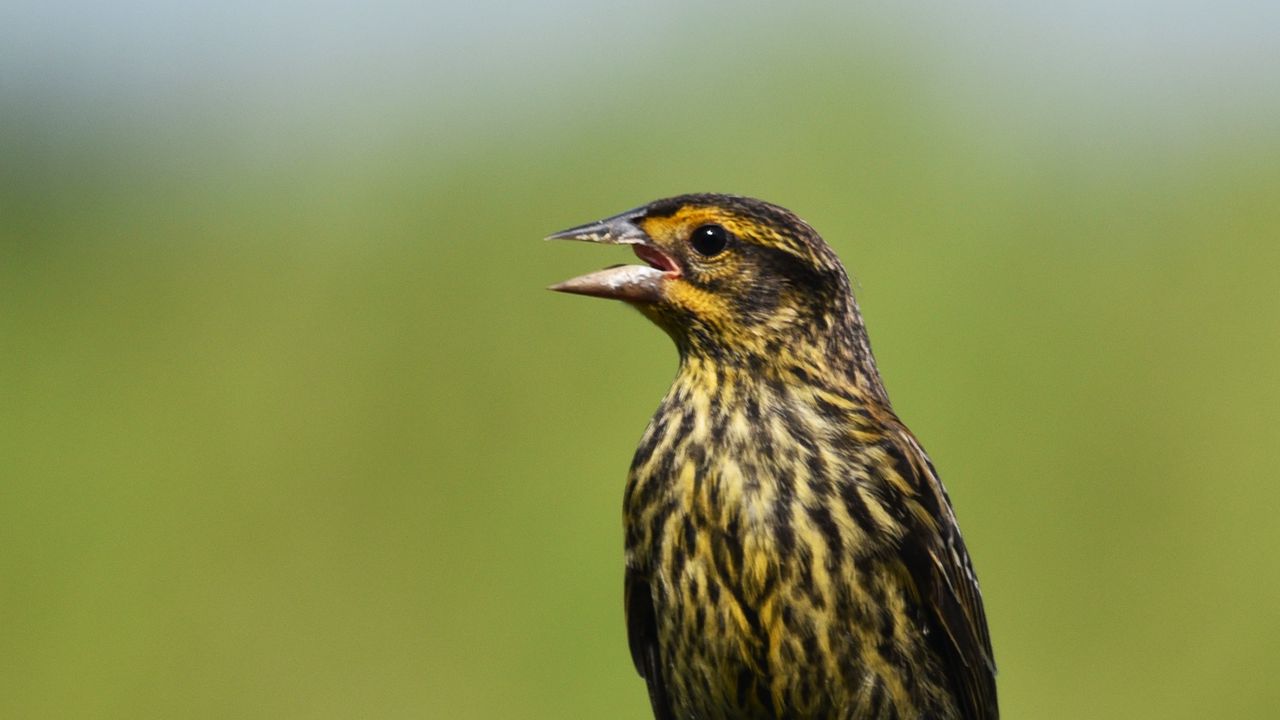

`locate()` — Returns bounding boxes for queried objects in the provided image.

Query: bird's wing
[886,431,999,720]
[625,567,675,720]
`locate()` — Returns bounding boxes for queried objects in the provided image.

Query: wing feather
[886,431,999,719]
[625,568,675,720]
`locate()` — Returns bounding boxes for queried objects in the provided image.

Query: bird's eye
[690,224,730,257]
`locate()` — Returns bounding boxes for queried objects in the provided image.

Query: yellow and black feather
[554,194,997,720]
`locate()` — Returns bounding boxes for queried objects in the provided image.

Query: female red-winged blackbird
[549,194,997,720]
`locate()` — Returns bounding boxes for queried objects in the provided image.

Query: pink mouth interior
[633,245,680,276]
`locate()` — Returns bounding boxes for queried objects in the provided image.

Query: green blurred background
[3,2,1279,718]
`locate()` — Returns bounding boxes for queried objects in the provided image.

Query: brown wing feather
[625,568,675,720]
[887,431,999,720]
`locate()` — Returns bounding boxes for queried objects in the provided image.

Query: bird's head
[549,194,882,387]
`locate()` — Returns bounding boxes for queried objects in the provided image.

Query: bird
[547,194,997,720]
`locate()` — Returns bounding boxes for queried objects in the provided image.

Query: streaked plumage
[549,194,997,720]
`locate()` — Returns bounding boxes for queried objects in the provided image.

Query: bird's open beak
[546,209,680,303]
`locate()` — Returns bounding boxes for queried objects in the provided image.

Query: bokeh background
[4,2,1279,718]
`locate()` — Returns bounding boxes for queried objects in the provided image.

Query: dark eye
[690,224,730,257]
